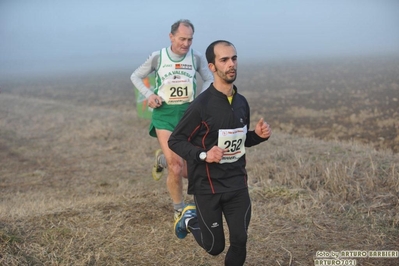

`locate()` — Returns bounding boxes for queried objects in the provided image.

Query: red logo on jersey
[175,64,192,70]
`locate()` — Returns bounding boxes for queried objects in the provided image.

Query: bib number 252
[224,139,242,152]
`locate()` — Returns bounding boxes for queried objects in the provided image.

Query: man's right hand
[148,94,163,108]
[205,146,227,163]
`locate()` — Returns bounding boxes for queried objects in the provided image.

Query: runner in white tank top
[130,19,213,221]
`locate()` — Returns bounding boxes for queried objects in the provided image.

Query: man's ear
[208,63,216,72]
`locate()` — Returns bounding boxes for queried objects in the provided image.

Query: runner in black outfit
[168,40,272,266]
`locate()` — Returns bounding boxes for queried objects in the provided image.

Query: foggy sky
[1,0,399,77]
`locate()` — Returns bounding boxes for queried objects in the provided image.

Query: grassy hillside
[1,57,398,265]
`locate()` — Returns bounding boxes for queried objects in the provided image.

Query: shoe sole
[174,204,196,239]
[152,149,164,181]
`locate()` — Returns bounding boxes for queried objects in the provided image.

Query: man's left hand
[255,118,271,139]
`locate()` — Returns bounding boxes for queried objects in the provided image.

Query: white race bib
[161,77,194,105]
[217,126,247,164]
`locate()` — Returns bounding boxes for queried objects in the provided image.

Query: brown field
[1,56,398,265]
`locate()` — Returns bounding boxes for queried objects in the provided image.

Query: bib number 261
[170,86,188,97]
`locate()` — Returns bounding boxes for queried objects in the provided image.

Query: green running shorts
[149,103,189,137]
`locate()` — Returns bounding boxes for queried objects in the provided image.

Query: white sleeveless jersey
[155,48,197,104]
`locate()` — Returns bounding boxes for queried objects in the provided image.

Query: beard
[216,67,237,84]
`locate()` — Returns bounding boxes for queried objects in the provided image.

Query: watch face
[200,152,206,160]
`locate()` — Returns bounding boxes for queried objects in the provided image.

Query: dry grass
[1,58,399,265]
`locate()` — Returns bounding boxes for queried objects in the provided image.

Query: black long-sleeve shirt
[168,84,269,195]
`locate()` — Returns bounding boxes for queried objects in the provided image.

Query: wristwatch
[199,151,207,161]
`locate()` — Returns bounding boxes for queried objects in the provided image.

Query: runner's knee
[167,160,184,176]
[206,243,225,256]
[230,232,247,248]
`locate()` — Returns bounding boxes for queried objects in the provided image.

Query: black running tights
[188,188,251,266]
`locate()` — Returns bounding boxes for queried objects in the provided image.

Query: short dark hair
[205,40,235,64]
[170,19,195,35]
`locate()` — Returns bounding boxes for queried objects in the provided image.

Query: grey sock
[158,154,167,168]
[174,202,185,212]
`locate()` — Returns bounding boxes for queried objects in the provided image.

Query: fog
[1,0,399,78]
